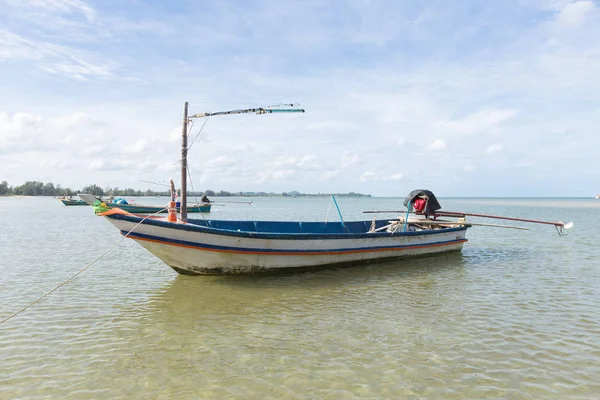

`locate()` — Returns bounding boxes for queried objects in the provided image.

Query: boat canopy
[403,189,441,218]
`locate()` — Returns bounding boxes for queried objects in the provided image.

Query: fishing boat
[58,197,88,206]
[80,103,572,275]
[80,191,469,275]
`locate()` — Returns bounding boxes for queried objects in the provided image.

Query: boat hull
[104,214,468,275]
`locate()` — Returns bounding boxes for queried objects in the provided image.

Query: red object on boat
[413,198,426,212]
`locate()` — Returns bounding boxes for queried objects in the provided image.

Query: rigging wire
[0,208,168,326]
[187,115,210,152]
[186,119,195,140]
[187,168,207,221]
[188,100,283,105]
[140,179,171,188]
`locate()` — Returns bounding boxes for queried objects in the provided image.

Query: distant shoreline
[2,193,372,198]
[0,180,372,197]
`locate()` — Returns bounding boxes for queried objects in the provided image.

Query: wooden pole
[406,219,530,230]
[363,209,567,227]
[180,101,188,222]
[434,210,566,227]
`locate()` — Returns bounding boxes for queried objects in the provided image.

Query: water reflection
[129,252,470,336]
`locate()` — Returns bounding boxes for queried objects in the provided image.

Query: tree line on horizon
[0,181,371,198]
[0,181,166,197]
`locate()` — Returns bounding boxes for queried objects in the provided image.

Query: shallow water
[1,196,599,399]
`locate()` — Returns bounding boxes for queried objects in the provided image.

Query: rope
[0,208,167,325]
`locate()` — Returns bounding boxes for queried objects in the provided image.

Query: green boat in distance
[84,196,211,214]
[64,194,211,213]
[59,197,88,206]
[105,202,211,214]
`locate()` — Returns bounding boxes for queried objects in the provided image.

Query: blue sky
[0,0,598,197]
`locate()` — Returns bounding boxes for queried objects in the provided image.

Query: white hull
[106,215,468,275]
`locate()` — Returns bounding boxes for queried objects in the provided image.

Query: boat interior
[184,218,459,234]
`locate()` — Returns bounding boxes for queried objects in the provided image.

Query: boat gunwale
[106,213,470,240]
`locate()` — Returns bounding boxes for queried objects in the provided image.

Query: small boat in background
[596,194,600,199]
[58,197,88,206]
[59,194,211,213]
[102,200,211,214]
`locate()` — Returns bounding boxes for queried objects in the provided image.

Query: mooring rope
[0,208,167,325]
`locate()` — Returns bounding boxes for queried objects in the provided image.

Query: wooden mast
[180,101,189,222]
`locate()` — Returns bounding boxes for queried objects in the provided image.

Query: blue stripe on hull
[121,230,468,255]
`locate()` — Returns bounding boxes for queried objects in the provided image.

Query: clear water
[1,196,599,399]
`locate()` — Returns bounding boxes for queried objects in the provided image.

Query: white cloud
[205,156,238,169]
[485,143,504,154]
[9,0,96,21]
[0,111,43,134]
[265,155,320,170]
[39,159,73,169]
[297,155,318,168]
[443,110,518,135]
[256,169,296,183]
[319,170,340,181]
[359,170,377,182]
[89,159,105,170]
[123,138,152,155]
[53,112,98,128]
[0,30,117,80]
[340,151,360,168]
[425,139,448,151]
[359,169,403,182]
[156,162,178,172]
[554,0,596,27]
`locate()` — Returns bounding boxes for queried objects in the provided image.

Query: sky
[0,0,599,197]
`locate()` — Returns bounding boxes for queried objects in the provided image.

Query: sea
[1,196,599,399]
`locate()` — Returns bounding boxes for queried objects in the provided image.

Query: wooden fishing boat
[78,199,469,275]
[80,103,572,276]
